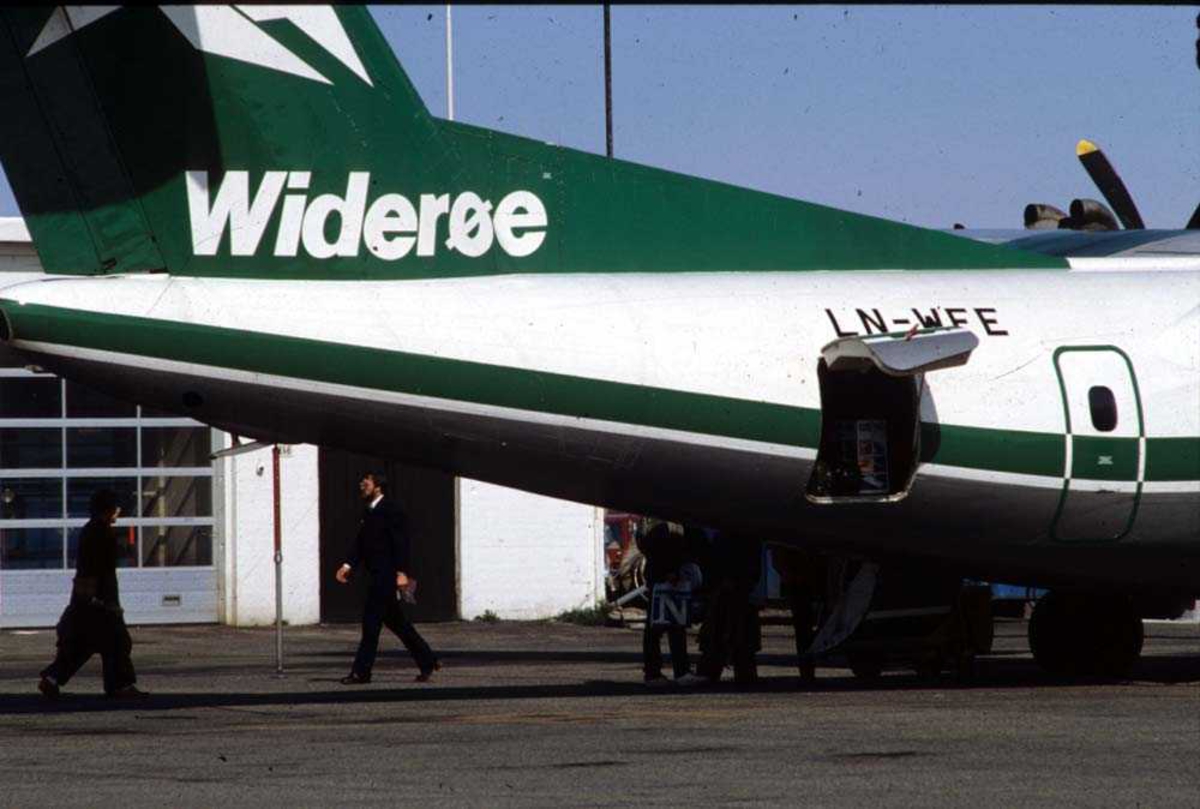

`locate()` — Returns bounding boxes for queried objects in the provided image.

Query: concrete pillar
[215,436,320,627]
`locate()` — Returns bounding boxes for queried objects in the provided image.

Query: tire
[1091,599,1144,678]
[848,652,884,680]
[915,653,943,681]
[1029,592,1076,675]
[954,652,977,685]
[1030,592,1144,678]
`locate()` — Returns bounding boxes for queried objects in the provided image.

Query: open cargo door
[806,328,979,504]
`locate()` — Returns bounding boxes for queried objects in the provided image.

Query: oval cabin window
[1088,386,1118,432]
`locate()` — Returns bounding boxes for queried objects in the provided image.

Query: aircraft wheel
[915,653,943,681]
[1028,592,1075,675]
[1029,592,1143,678]
[848,652,884,680]
[1090,598,1144,678]
[954,651,977,685]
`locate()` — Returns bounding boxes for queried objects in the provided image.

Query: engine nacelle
[1023,203,1067,230]
[1067,198,1120,231]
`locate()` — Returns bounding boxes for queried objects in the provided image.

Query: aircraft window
[1088,386,1117,432]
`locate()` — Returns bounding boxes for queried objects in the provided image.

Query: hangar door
[0,366,217,628]
[1052,347,1143,542]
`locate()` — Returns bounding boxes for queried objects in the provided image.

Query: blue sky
[1,5,1196,229]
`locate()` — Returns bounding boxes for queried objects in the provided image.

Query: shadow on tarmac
[2,653,1197,716]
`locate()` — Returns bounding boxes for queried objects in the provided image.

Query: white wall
[458,479,604,620]
[215,438,321,627]
[212,437,605,625]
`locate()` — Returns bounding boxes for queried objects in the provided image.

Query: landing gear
[847,652,884,680]
[1028,592,1144,677]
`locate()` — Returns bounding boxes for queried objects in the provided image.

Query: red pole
[273,444,283,674]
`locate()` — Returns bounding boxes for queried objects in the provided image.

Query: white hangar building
[0,218,608,629]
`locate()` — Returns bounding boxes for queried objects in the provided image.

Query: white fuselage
[3,267,1198,589]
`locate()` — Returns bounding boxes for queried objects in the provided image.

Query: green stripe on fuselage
[7,301,1195,483]
[1071,435,1139,481]
[920,423,1063,477]
[7,302,819,448]
[1145,437,1200,482]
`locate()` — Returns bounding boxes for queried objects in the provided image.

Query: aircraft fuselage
[2,267,1196,591]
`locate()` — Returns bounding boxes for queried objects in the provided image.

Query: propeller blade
[1076,139,1145,229]
[1187,202,1200,230]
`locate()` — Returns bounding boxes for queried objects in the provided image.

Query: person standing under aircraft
[727,533,764,685]
[771,545,823,682]
[694,531,763,685]
[638,521,693,685]
[38,489,146,700]
[336,473,439,684]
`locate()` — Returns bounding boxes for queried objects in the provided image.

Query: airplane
[0,6,1195,678]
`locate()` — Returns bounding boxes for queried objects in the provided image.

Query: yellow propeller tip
[1076,139,1098,157]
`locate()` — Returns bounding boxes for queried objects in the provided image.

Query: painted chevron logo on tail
[26,5,372,87]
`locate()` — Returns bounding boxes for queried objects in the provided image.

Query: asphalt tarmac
[1,615,1197,808]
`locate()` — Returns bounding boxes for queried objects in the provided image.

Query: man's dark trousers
[41,601,137,695]
[643,621,689,679]
[351,569,436,678]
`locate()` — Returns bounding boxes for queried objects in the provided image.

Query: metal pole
[603,3,613,157]
[272,444,283,676]
[445,4,454,121]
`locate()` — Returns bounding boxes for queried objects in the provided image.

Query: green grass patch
[553,603,612,626]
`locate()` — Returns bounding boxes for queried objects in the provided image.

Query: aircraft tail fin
[0,5,452,277]
[0,5,1063,279]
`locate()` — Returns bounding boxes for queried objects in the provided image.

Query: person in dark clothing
[637,522,693,685]
[694,531,763,685]
[336,473,439,684]
[38,489,145,699]
[771,545,824,682]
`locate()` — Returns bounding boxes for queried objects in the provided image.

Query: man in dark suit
[336,472,439,684]
[38,489,147,699]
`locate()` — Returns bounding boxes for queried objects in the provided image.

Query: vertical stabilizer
[0,5,451,276]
